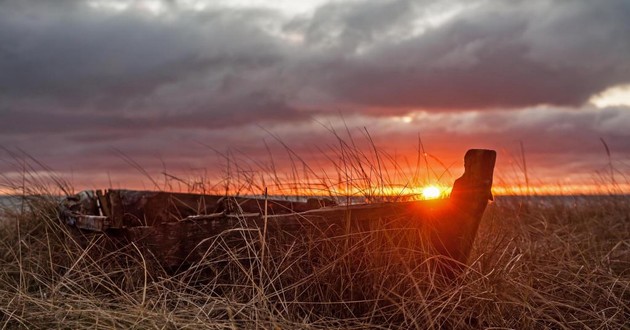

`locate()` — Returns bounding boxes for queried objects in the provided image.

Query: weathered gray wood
[108,190,125,228]
[105,190,335,227]
[75,215,110,232]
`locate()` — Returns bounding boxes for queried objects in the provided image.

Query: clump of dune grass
[1,138,629,329]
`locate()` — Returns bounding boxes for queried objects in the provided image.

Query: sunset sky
[1,0,630,195]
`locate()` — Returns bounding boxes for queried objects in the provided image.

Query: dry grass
[1,191,629,329]
[1,135,629,329]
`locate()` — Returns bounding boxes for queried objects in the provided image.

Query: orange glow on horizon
[1,148,628,197]
[0,182,628,197]
[491,183,630,196]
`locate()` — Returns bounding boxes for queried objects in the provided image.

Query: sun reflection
[421,185,442,199]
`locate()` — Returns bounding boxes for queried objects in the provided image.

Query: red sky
[1,0,630,195]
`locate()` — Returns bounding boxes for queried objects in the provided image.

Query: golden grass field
[1,191,629,329]
[1,137,629,329]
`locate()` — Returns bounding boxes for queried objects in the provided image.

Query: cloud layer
[1,0,630,191]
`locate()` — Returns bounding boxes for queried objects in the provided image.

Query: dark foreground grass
[1,193,628,329]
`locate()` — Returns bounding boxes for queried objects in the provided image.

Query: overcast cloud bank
[1,0,629,190]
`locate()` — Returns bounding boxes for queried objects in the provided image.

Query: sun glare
[421,185,441,199]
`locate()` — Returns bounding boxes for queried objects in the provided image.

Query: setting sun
[421,185,442,199]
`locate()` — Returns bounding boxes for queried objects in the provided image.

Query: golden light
[421,185,442,199]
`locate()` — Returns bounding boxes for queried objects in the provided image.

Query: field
[1,140,629,329]
[1,192,628,329]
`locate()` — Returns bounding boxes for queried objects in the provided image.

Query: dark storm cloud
[2,0,629,134]
[0,93,306,135]
[0,0,300,132]
[293,0,630,110]
[288,0,420,51]
[2,0,630,190]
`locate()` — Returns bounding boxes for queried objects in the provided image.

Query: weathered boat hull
[59,149,496,272]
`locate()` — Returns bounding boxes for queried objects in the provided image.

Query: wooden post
[430,149,496,272]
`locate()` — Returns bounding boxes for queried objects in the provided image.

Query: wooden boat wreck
[59,149,496,272]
